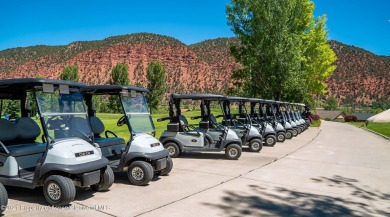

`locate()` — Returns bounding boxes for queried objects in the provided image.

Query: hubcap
[131,166,144,181]
[229,148,238,157]
[267,138,274,145]
[47,183,61,201]
[287,132,292,138]
[252,142,260,150]
[278,135,284,141]
[167,146,176,155]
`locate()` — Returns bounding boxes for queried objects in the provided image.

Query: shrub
[325,118,331,121]
[344,115,358,122]
[310,113,320,121]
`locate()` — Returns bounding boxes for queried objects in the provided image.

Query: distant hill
[327,40,390,106]
[0,33,389,106]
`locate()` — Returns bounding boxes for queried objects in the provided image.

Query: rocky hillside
[190,38,390,106]
[327,41,390,106]
[0,33,237,95]
[0,33,389,106]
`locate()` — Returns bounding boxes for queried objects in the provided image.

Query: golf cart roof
[248,98,275,103]
[220,96,249,102]
[0,78,85,99]
[171,94,224,100]
[82,85,149,94]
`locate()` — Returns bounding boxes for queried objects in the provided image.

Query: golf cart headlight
[150,143,160,147]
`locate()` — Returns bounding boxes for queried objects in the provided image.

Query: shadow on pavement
[179,152,228,160]
[6,185,97,205]
[203,175,390,217]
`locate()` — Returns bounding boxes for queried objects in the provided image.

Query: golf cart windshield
[121,93,155,135]
[36,89,92,142]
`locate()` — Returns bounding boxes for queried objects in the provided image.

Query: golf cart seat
[0,118,46,157]
[89,117,126,148]
[178,115,200,136]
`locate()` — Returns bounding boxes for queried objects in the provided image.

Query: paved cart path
[5,121,390,217]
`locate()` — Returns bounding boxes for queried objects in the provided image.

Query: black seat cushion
[6,142,46,157]
[0,119,18,142]
[178,115,188,127]
[89,116,105,135]
[15,117,41,141]
[94,137,126,148]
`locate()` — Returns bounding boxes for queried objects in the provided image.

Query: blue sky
[0,0,389,55]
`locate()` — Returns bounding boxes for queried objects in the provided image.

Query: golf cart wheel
[164,142,180,158]
[292,129,298,137]
[249,139,263,152]
[157,156,173,176]
[0,183,8,214]
[43,175,76,206]
[127,161,154,186]
[277,132,286,143]
[265,135,277,146]
[285,131,293,139]
[91,166,114,192]
[225,144,242,160]
[297,127,302,134]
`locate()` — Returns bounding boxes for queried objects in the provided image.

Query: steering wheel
[46,115,64,130]
[117,115,127,127]
[65,129,92,142]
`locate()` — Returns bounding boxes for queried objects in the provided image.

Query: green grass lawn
[97,109,223,140]
[347,121,390,138]
[310,120,321,127]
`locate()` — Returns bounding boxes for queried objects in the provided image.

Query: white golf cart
[0,78,114,206]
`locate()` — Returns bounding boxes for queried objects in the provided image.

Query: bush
[344,115,357,122]
[310,113,320,121]
[325,118,331,121]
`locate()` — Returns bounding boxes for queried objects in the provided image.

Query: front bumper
[80,170,101,187]
[125,149,169,171]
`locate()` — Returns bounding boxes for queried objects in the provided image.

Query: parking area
[4,121,390,217]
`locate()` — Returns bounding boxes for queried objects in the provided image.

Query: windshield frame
[34,87,92,143]
[119,92,156,136]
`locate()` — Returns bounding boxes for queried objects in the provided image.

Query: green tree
[61,65,79,82]
[109,63,130,112]
[110,63,130,85]
[298,16,337,103]
[146,61,167,113]
[2,100,21,119]
[226,0,336,103]
[324,96,338,110]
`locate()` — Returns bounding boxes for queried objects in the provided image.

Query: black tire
[0,183,8,214]
[225,144,242,160]
[297,127,302,134]
[43,175,76,206]
[127,161,154,186]
[285,130,293,139]
[264,135,277,146]
[249,139,263,152]
[292,129,298,137]
[277,132,286,143]
[157,157,173,176]
[164,142,180,158]
[91,166,114,192]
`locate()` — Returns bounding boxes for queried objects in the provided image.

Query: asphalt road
[4,121,390,217]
